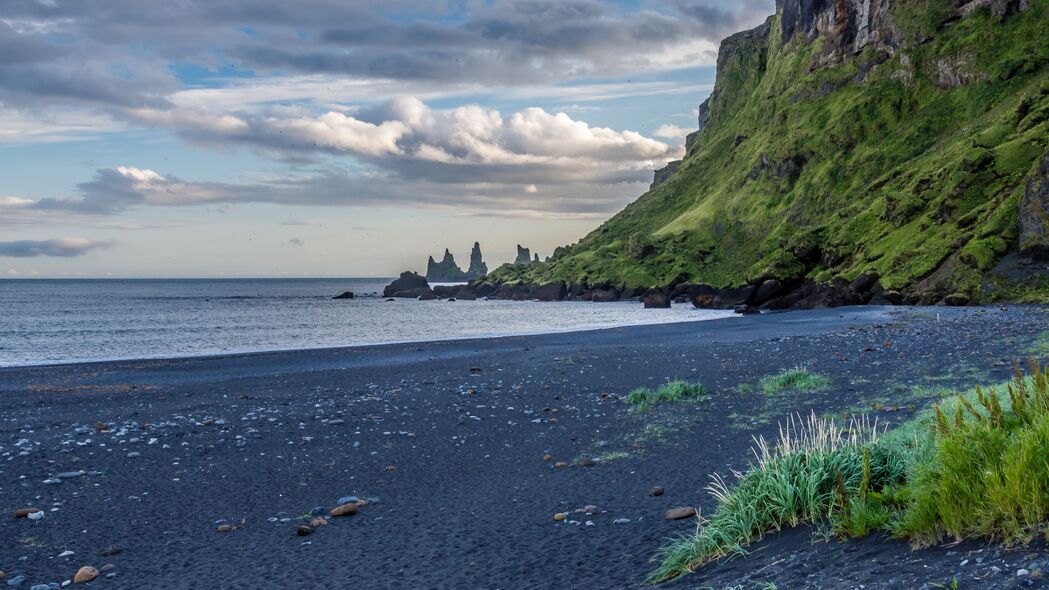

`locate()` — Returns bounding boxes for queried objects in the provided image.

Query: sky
[0,0,774,278]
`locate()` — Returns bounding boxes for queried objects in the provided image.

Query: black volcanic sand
[2,306,1049,589]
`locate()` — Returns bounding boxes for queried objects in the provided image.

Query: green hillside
[489,0,1049,303]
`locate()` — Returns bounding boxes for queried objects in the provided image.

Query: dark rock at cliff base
[384,272,431,298]
[753,279,785,305]
[332,291,354,300]
[689,285,755,309]
[591,288,620,303]
[734,304,759,315]
[642,291,671,309]
[532,281,567,302]
[418,292,438,301]
[455,289,478,301]
[849,273,880,295]
[1020,154,1049,262]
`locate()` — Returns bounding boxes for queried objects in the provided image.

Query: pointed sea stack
[466,242,488,279]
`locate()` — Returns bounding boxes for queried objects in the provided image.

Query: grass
[627,380,708,413]
[651,361,1049,583]
[759,368,831,395]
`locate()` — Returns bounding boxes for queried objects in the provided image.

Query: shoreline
[0,302,735,370]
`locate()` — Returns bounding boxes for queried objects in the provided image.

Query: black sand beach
[2,306,1049,589]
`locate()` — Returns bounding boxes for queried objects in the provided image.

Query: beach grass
[627,381,708,413]
[759,368,831,395]
[651,361,1049,583]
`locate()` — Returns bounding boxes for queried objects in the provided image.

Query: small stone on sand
[330,503,359,517]
[15,507,40,518]
[74,566,99,584]
[217,524,233,533]
[649,486,665,497]
[310,517,328,527]
[553,513,566,522]
[664,507,697,521]
[296,525,313,536]
[542,454,552,462]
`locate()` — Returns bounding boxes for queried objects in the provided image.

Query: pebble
[30,585,50,590]
[1018,569,1031,577]
[553,513,567,522]
[56,471,84,479]
[336,496,360,505]
[296,525,313,536]
[581,505,599,514]
[542,454,552,462]
[309,517,328,527]
[649,486,664,497]
[57,551,74,558]
[73,567,98,584]
[0,572,4,581]
[217,524,232,533]
[554,461,568,469]
[27,511,44,521]
[577,457,596,467]
[330,503,359,517]
[7,575,25,587]
[126,452,141,458]
[15,508,40,518]
[99,565,116,573]
[664,507,697,521]
[613,518,631,524]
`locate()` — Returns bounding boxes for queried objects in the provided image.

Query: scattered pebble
[330,503,358,517]
[73,567,98,584]
[296,525,313,536]
[217,524,232,533]
[649,486,664,497]
[664,507,697,521]
[553,513,566,522]
[15,508,40,519]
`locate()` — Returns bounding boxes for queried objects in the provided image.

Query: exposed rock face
[426,249,469,282]
[515,245,532,265]
[777,0,898,64]
[467,242,488,278]
[651,160,683,189]
[1020,154,1049,262]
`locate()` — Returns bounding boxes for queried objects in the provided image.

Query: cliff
[488,0,1049,304]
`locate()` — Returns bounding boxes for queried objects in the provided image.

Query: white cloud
[653,124,691,139]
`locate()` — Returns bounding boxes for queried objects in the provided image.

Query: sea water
[0,278,731,366]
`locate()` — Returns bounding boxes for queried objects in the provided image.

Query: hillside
[488,0,1049,304]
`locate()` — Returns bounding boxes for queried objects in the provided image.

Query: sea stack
[426,249,469,282]
[466,242,488,278]
[514,245,532,265]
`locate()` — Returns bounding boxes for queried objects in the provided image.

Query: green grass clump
[627,381,708,413]
[652,362,1049,583]
[759,368,831,395]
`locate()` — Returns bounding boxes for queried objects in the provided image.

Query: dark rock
[664,507,697,520]
[651,159,682,189]
[332,291,354,300]
[383,272,430,298]
[1020,153,1049,262]
[848,273,879,294]
[642,290,671,309]
[689,285,755,309]
[455,290,478,301]
[447,297,457,302]
[296,525,313,536]
[591,288,619,303]
[753,279,784,304]
[942,292,970,306]
[417,292,438,301]
[734,304,759,315]
[426,249,468,282]
[466,242,488,279]
[514,245,533,265]
[649,486,665,497]
[532,281,567,302]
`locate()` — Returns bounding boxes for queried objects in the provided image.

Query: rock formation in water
[514,245,532,265]
[466,242,488,278]
[426,249,468,282]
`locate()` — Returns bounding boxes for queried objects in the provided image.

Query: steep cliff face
[490,0,1049,303]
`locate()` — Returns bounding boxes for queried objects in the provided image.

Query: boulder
[383,272,430,297]
[532,281,567,302]
[848,273,880,294]
[455,289,478,301]
[1020,153,1049,262]
[753,279,784,305]
[473,282,497,298]
[734,304,759,315]
[591,288,619,303]
[642,290,671,309]
[418,292,438,301]
[664,507,697,521]
[942,292,970,306]
[332,291,354,300]
[74,566,99,584]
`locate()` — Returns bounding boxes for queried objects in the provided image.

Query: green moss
[487,1,1049,302]
[628,380,708,413]
[759,368,832,395]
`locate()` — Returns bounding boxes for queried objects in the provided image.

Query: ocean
[0,278,732,366]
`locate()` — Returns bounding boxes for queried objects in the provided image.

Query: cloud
[653,124,691,139]
[285,238,304,247]
[0,238,114,257]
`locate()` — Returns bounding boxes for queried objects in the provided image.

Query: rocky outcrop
[332,291,354,300]
[651,160,682,190]
[467,242,488,278]
[426,249,469,282]
[1020,153,1049,262]
[383,272,433,298]
[777,0,898,65]
[514,245,533,265]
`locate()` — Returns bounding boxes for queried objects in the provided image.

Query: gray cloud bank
[0,238,114,257]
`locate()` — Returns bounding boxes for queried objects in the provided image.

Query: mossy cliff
[489,0,1049,304]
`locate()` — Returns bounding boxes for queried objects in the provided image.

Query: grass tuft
[652,361,1049,583]
[759,368,832,395]
[627,381,708,413]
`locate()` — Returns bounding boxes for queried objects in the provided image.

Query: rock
[733,304,759,315]
[514,245,533,265]
[336,495,360,505]
[642,291,671,309]
[1018,568,1031,577]
[30,584,49,590]
[649,486,665,497]
[27,511,44,521]
[942,292,970,306]
[466,242,488,279]
[296,525,313,536]
[383,272,431,298]
[126,452,141,458]
[447,297,457,302]
[15,507,40,518]
[217,524,232,533]
[849,273,879,294]
[651,159,683,189]
[73,567,98,584]
[554,461,569,469]
[590,288,619,303]
[664,507,697,520]
[613,518,631,524]
[1020,154,1049,262]
[6,575,25,587]
[553,513,567,522]
[99,547,122,557]
[0,571,4,580]
[426,249,469,282]
[542,454,552,461]
[532,281,567,301]
[94,422,109,432]
[330,503,359,517]
[417,292,438,301]
[753,279,784,305]
[577,457,596,467]
[455,290,477,301]
[99,565,115,573]
[582,505,600,513]
[56,471,84,479]
[309,517,328,527]
[332,291,354,300]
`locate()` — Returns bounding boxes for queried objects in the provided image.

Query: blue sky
[0,0,773,277]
